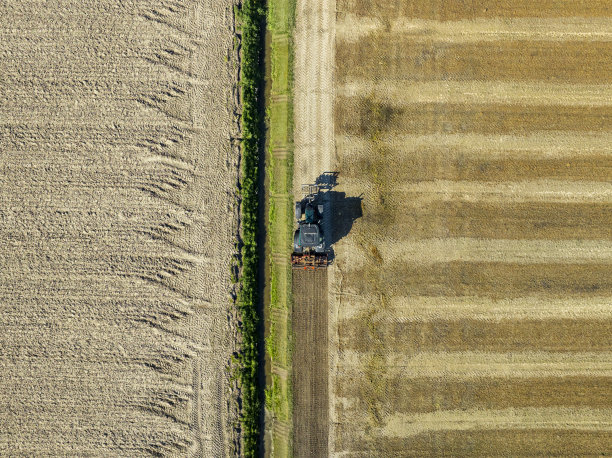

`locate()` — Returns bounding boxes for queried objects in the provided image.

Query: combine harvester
[292,184,328,269]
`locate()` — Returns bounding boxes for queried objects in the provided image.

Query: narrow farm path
[292,0,336,455]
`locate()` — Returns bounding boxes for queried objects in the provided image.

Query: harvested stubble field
[1,0,242,456]
[330,1,612,455]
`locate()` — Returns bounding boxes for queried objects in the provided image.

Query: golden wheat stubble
[339,429,612,456]
[337,98,612,136]
[344,153,612,183]
[332,2,612,455]
[360,201,612,240]
[344,262,612,298]
[337,39,612,84]
[337,0,612,21]
[336,376,612,414]
[338,317,612,352]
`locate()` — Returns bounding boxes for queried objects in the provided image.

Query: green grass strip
[266,0,296,455]
[237,0,266,456]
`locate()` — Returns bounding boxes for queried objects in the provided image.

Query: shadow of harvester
[307,173,362,264]
[329,191,363,246]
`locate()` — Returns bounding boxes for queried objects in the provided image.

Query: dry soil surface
[0,1,241,456]
[293,0,336,191]
[331,0,612,456]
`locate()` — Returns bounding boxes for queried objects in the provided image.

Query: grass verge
[236,0,265,456]
[265,0,296,456]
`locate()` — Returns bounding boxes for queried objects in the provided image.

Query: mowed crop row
[330,1,612,455]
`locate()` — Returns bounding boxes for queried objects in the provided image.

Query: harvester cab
[292,184,328,269]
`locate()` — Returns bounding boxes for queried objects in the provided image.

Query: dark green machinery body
[292,185,328,269]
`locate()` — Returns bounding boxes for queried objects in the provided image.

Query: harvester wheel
[293,229,303,253]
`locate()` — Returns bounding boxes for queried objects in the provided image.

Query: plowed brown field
[292,269,329,457]
[330,1,612,455]
[1,1,241,456]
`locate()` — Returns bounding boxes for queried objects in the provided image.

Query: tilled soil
[292,269,329,458]
[0,1,241,456]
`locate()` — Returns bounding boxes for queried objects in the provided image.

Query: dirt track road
[292,0,336,455]
[293,0,336,191]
